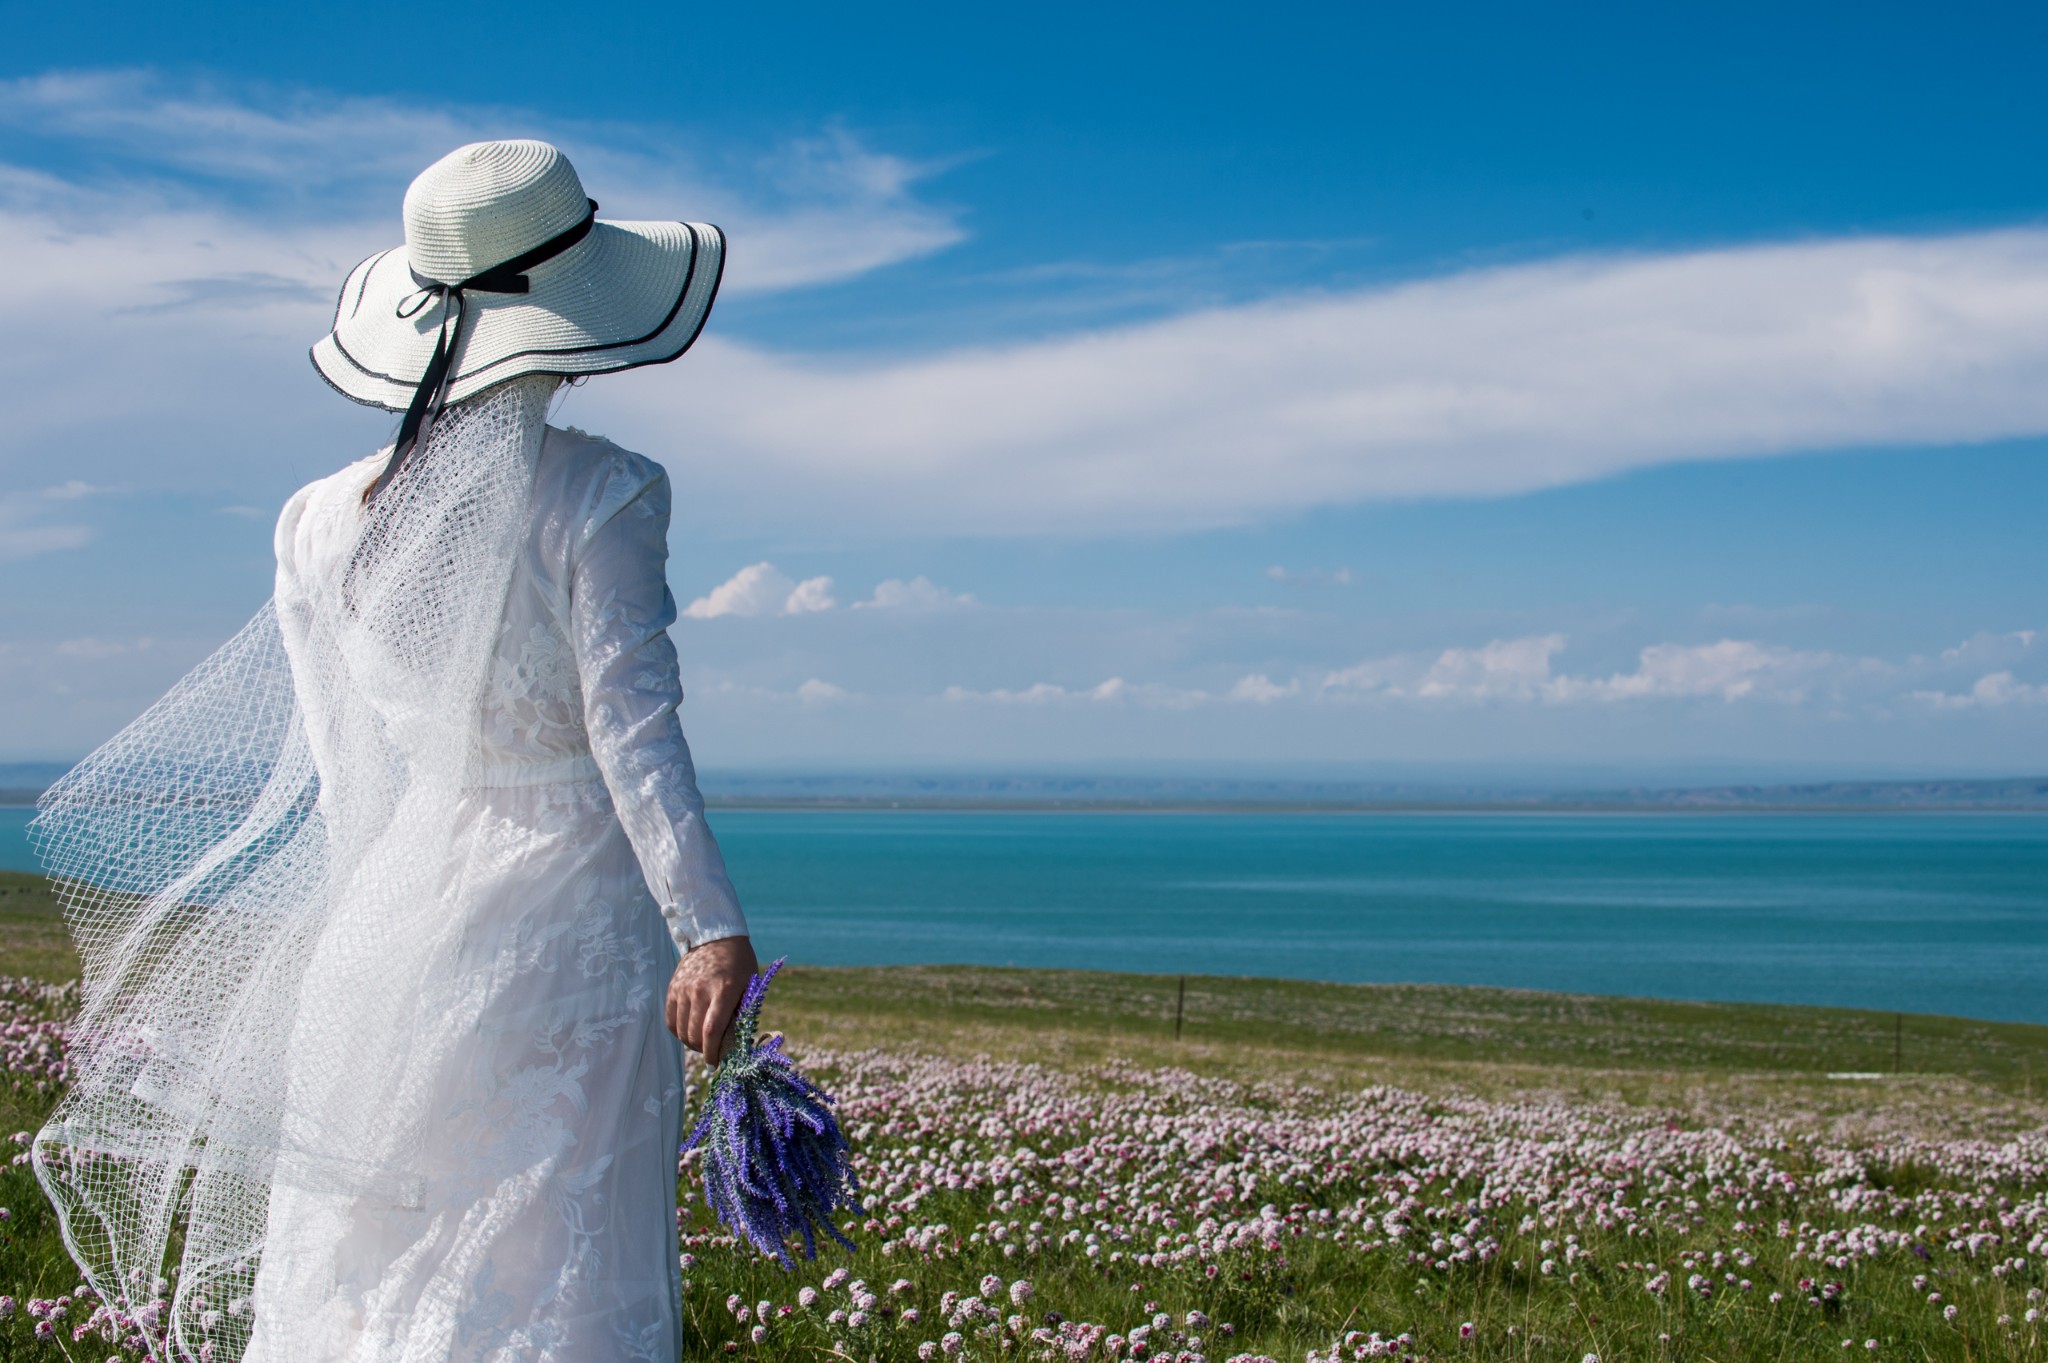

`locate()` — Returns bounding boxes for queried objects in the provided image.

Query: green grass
[765,961,2048,1091]
[0,875,74,988]
[0,873,2044,1360]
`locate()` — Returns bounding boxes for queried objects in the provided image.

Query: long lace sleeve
[568,459,748,954]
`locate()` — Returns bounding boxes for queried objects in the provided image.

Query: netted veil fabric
[32,373,747,1362]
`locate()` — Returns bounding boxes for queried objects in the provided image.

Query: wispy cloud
[1912,672,2048,710]
[603,228,2048,534]
[938,677,1208,709]
[0,72,972,503]
[0,71,964,294]
[910,627,2042,717]
[0,483,103,560]
[852,576,976,611]
[9,71,2048,541]
[795,678,852,703]
[1265,564,1355,588]
[1318,634,1857,706]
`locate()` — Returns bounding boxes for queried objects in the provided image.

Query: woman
[33,139,757,1362]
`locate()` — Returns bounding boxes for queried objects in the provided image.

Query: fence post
[1893,1014,1902,1074]
[1174,975,1186,1041]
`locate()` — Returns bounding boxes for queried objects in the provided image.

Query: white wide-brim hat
[311,138,724,411]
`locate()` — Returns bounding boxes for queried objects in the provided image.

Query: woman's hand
[666,935,760,1065]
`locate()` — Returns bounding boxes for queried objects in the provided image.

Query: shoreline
[698,798,2048,814]
[17,798,2044,814]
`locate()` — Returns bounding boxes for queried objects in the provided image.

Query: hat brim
[310,220,724,411]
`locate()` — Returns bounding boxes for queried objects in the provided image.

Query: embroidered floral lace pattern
[240,423,746,1362]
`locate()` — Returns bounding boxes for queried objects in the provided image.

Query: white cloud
[783,575,838,615]
[1935,629,2038,669]
[1559,640,1838,703]
[0,72,963,296]
[940,676,1202,707]
[601,228,2048,534]
[1911,671,2048,710]
[0,484,101,560]
[0,523,91,560]
[944,681,1093,705]
[1229,673,1299,703]
[1320,656,1402,694]
[853,576,976,611]
[1316,634,1864,706]
[0,73,967,501]
[681,562,837,618]
[1264,564,1354,587]
[795,678,850,703]
[11,72,2048,542]
[53,637,141,660]
[1416,635,1568,701]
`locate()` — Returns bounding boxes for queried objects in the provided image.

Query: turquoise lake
[3,805,2044,1023]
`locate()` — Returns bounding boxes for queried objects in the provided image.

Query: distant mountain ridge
[697,771,2048,811]
[0,762,70,806]
[5,762,2045,810]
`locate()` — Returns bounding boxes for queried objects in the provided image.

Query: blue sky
[1,2,2045,776]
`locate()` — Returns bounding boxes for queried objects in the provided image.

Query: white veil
[31,374,560,1361]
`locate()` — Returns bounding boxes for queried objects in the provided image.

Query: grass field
[0,869,2042,1360]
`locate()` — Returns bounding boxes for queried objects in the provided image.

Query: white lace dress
[247,425,749,1362]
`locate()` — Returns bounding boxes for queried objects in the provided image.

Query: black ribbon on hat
[365,198,599,503]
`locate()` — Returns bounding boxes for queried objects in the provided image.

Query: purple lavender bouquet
[682,958,860,1268]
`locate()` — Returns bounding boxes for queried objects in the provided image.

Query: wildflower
[918,1346,938,1362]
[941,1332,965,1355]
[1459,1322,1475,1338]
[981,1274,1005,1299]
[0,1298,12,1318]
[1010,1279,1034,1306]
[849,1311,869,1328]
[1945,1305,1958,1321]
[798,1287,818,1308]
[750,1325,766,1344]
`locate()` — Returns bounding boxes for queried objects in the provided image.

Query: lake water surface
[3,805,2043,1022]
